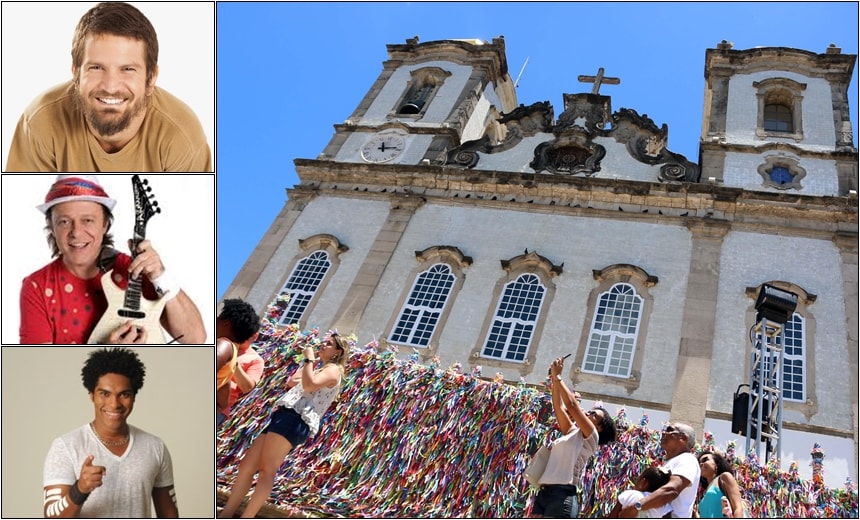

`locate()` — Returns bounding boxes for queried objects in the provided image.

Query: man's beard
[73,87,149,137]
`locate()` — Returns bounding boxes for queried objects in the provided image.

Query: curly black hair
[217,298,260,343]
[81,347,146,394]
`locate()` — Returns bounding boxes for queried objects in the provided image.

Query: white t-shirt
[43,423,175,518]
[538,425,598,487]
[618,490,672,518]
[662,452,701,518]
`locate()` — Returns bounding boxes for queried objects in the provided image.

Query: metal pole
[775,324,785,465]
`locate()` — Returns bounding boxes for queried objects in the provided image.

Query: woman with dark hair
[218,332,350,519]
[697,451,745,518]
[529,356,618,518]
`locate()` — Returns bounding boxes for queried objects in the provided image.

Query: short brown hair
[71,2,159,84]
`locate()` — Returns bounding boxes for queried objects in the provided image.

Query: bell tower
[700,41,857,196]
[319,36,517,166]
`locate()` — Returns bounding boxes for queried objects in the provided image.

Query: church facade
[223,37,857,469]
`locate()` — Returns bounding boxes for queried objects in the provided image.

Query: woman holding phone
[530,355,617,518]
[218,332,350,518]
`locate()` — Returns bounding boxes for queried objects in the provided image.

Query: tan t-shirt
[6,81,211,172]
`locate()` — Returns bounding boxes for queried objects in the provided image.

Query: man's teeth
[99,98,124,105]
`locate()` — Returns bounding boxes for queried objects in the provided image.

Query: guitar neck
[124,235,146,311]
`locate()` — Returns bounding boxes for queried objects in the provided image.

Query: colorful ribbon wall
[216,325,858,518]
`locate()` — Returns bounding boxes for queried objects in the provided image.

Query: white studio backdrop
[0,174,215,344]
[0,1,215,170]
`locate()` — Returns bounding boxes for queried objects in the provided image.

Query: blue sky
[216,2,858,485]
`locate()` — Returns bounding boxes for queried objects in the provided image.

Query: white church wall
[722,151,840,196]
[358,202,695,406]
[724,70,838,150]
[244,196,391,327]
[360,60,473,125]
[460,89,493,143]
[710,231,852,431]
[474,134,553,172]
[593,137,663,181]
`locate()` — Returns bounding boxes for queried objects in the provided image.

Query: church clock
[361,133,405,163]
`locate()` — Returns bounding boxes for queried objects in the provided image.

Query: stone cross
[577,67,620,95]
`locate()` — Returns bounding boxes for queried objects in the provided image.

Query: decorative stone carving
[442,101,553,168]
[499,101,554,136]
[557,93,612,135]
[607,108,700,181]
[756,154,806,190]
[500,250,563,277]
[530,136,606,176]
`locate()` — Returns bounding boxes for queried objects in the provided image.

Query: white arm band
[151,269,181,302]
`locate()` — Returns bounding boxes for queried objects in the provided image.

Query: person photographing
[530,355,617,518]
[218,332,349,518]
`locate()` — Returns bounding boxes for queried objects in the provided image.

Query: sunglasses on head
[327,331,345,351]
[662,425,683,435]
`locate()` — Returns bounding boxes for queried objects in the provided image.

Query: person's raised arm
[549,357,595,438]
[300,345,341,391]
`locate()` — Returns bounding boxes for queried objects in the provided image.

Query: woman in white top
[218,332,349,518]
[531,356,617,518]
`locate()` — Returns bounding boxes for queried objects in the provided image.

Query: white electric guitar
[88,175,166,344]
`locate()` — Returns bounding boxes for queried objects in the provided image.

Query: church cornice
[292,159,857,238]
[705,45,856,81]
[698,140,859,159]
[386,36,508,78]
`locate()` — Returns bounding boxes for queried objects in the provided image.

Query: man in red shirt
[216,299,264,425]
[19,175,205,344]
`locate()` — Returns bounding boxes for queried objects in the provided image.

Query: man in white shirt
[42,347,178,518]
[618,422,700,518]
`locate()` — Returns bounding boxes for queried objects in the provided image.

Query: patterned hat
[36,175,117,214]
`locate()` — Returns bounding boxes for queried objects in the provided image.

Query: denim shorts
[262,406,311,447]
[533,484,579,518]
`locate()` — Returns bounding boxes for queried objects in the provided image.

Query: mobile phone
[562,353,572,360]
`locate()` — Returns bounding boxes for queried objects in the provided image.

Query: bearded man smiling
[6,2,211,172]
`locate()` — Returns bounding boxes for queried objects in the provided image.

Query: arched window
[754,78,806,141]
[745,283,817,415]
[269,234,348,328]
[582,283,643,377]
[763,103,793,133]
[390,263,456,347]
[753,313,806,402]
[470,250,561,373]
[385,246,471,353]
[273,251,331,326]
[482,273,546,362]
[572,264,657,391]
[396,67,450,117]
